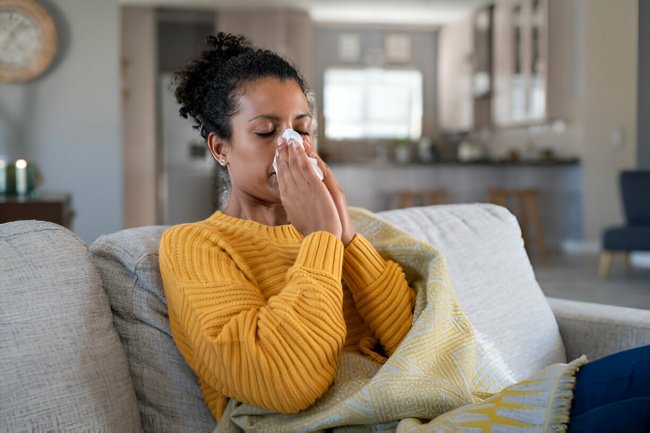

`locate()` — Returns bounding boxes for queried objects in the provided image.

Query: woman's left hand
[304,139,356,246]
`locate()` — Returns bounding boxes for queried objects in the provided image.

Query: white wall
[582,0,638,247]
[0,0,123,244]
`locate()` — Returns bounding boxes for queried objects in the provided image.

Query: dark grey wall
[639,0,650,169]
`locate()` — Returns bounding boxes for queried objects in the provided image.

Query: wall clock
[0,0,58,83]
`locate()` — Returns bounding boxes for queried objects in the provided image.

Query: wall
[0,0,122,245]
[582,0,638,247]
[638,0,650,170]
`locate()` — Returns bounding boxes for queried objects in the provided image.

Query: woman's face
[218,77,313,206]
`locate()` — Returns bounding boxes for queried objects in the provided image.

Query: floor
[531,252,650,310]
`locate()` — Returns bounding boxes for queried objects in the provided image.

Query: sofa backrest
[0,221,142,433]
[377,204,566,380]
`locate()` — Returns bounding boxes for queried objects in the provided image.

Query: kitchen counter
[326,157,580,167]
[329,159,582,251]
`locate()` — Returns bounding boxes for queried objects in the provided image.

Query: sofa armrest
[547,297,650,362]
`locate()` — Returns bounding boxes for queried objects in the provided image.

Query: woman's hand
[275,137,342,241]
[303,141,357,247]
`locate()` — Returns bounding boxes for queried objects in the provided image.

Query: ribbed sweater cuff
[295,231,344,278]
[342,233,385,290]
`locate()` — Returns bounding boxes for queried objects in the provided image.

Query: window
[323,68,423,140]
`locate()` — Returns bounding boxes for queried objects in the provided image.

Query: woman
[159,32,415,422]
[159,32,649,432]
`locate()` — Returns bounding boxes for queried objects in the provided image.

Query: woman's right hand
[275,138,342,241]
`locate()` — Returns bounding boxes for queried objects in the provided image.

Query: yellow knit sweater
[159,211,414,422]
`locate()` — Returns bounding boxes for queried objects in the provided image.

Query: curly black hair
[172,32,310,141]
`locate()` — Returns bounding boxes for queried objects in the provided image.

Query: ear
[207,132,229,167]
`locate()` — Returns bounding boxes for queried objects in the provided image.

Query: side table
[0,193,74,230]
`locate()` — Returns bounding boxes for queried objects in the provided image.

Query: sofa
[1,203,649,433]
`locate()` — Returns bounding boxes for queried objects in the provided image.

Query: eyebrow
[248,113,312,122]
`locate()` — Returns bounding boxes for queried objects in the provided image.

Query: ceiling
[119,0,491,26]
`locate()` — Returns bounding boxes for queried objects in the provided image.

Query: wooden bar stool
[488,188,547,258]
[396,189,447,208]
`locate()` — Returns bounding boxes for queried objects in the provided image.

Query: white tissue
[273,129,324,180]
[282,128,303,145]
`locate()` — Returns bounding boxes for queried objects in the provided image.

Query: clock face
[0,0,57,83]
[0,10,42,68]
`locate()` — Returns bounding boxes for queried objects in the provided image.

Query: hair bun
[172,32,254,124]
[205,32,254,65]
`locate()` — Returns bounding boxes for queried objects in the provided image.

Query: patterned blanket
[215,208,586,432]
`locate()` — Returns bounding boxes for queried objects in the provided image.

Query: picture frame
[337,33,361,62]
[384,33,412,64]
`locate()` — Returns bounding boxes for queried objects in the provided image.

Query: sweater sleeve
[342,234,415,356]
[159,226,347,418]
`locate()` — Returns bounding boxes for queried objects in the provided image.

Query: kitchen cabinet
[440,0,576,130]
[492,0,579,125]
[492,0,549,125]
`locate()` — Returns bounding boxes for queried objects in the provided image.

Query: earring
[220,159,228,167]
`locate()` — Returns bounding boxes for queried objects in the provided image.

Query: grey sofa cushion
[377,204,567,381]
[90,226,215,433]
[0,220,142,433]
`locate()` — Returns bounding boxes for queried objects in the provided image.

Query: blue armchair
[599,170,650,278]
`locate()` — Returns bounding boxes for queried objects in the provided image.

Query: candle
[15,159,27,195]
[0,159,5,194]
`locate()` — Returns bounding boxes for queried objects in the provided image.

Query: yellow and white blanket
[215,208,586,432]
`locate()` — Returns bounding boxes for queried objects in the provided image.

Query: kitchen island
[330,159,581,252]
